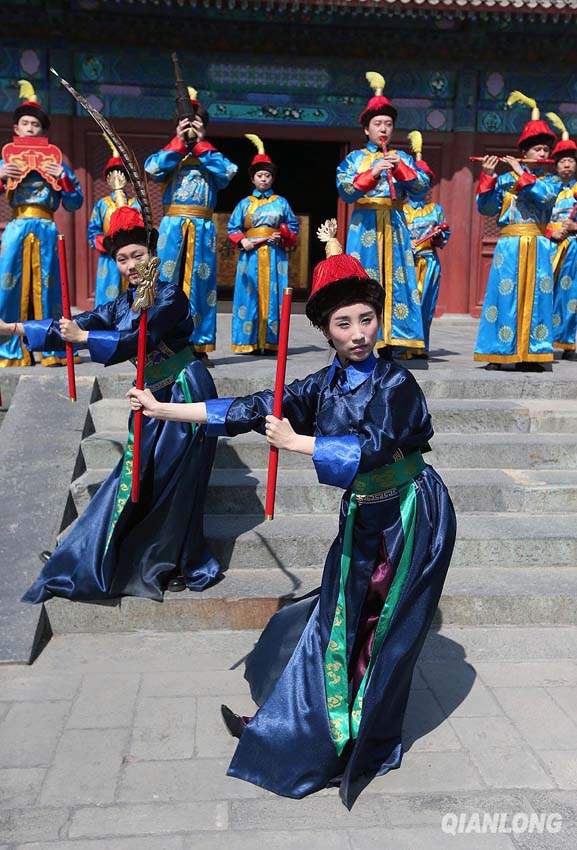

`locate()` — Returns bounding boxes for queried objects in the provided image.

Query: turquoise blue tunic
[227,189,299,352]
[548,178,577,350]
[474,168,558,365]
[404,199,450,351]
[87,195,140,307]
[145,137,237,352]
[0,163,83,366]
[336,143,430,349]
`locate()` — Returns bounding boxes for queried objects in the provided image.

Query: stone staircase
[45,369,577,633]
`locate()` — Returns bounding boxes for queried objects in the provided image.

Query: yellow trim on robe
[500,224,546,238]
[246,227,277,239]
[164,204,213,220]
[181,219,196,300]
[13,205,53,221]
[257,244,271,351]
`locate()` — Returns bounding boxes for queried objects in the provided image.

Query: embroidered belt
[143,345,197,392]
[324,451,426,755]
[12,205,54,221]
[163,204,214,220]
[245,227,276,238]
[500,224,546,237]
[355,198,404,211]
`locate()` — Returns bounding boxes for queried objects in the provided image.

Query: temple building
[2,0,577,312]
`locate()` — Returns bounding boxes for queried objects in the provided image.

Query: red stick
[380,137,396,201]
[413,222,449,249]
[131,310,147,503]
[265,287,293,521]
[469,157,555,164]
[57,235,77,402]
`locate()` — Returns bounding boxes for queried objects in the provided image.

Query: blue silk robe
[0,163,83,366]
[336,145,430,349]
[21,280,221,603]
[404,199,451,352]
[548,179,577,351]
[145,137,238,352]
[205,353,456,807]
[87,195,140,307]
[228,189,299,352]
[474,168,558,364]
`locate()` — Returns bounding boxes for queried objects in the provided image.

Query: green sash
[324,451,426,754]
[104,347,197,551]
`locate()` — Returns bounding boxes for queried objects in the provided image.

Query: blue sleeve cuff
[205,397,235,437]
[87,330,120,364]
[22,319,53,351]
[313,435,361,489]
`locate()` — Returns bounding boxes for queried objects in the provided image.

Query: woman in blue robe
[474,97,558,372]
[228,137,298,353]
[1,207,221,602]
[546,127,577,359]
[129,227,456,807]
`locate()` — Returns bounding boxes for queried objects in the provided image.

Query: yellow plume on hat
[546,112,569,141]
[102,133,119,158]
[317,219,343,258]
[407,130,423,159]
[17,80,37,102]
[365,71,385,97]
[506,90,539,121]
[245,133,265,155]
[187,86,197,101]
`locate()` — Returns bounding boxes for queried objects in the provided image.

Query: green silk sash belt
[324,451,426,754]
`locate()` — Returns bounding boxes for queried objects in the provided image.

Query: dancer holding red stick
[129,219,455,807]
[56,235,77,401]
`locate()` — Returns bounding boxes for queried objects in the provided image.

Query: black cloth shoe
[516,362,545,373]
[562,350,577,361]
[39,550,52,564]
[220,704,246,739]
[484,363,502,371]
[167,575,187,592]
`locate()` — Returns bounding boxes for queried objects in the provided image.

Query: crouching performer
[3,206,221,602]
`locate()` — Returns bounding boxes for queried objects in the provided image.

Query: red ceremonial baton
[57,235,77,402]
[264,286,293,521]
[412,222,450,249]
[131,256,160,503]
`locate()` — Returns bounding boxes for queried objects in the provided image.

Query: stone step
[87,396,577,436]
[200,513,577,571]
[81,428,577,473]
[94,369,577,402]
[43,566,577,633]
[70,465,577,517]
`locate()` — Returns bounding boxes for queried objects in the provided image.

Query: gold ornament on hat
[103,133,128,205]
[365,71,385,96]
[546,112,569,141]
[17,80,38,102]
[506,90,540,121]
[317,219,343,258]
[407,130,423,159]
[245,133,265,154]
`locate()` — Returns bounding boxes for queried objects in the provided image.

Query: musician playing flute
[144,87,237,363]
[336,72,430,353]
[544,113,577,361]
[129,221,455,808]
[403,131,451,358]
[88,140,140,306]
[0,81,83,367]
[228,135,298,354]
[474,92,558,372]
[0,207,221,602]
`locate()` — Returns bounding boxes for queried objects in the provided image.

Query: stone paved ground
[1,625,577,849]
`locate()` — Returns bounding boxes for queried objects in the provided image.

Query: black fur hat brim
[306,276,384,328]
[249,162,277,179]
[361,105,398,128]
[13,104,50,131]
[104,227,159,258]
